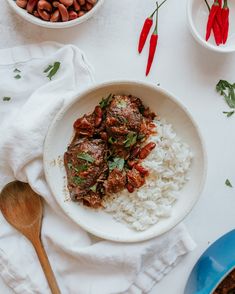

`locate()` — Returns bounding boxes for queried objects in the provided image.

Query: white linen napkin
[0,42,196,294]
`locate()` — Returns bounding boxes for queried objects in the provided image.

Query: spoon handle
[33,238,61,294]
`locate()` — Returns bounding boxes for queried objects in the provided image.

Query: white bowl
[6,0,104,29]
[43,80,207,243]
[187,0,235,53]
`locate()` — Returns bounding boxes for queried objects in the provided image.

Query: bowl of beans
[184,229,235,294]
[6,0,104,28]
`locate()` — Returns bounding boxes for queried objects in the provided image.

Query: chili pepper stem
[204,0,210,12]
[149,0,167,18]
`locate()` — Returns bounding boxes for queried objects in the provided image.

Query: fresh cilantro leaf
[74,164,88,172]
[73,176,85,185]
[225,179,233,188]
[108,157,125,171]
[223,111,234,117]
[216,80,235,109]
[90,184,97,192]
[14,74,21,79]
[99,94,112,109]
[44,65,53,73]
[45,62,61,80]
[124,132,137,148]
[77,152,95,163]
[14,68,21,73]
[2,97,11,101]
[108,137,116,144]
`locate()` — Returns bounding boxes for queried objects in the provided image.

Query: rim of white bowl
[187,0,235,53]
[6,0,104,29]
[43,80,208,242]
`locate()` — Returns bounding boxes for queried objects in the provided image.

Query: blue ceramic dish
[184,229,235,294]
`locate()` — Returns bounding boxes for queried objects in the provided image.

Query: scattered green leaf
[90,184,97,193]
[108,137,116,144]
[77,152,95,163]
[108,157,125,171]
[2,97,11,101]
[99,94,112,109]
[225,179,233,188]
[223,111,234,117]
[74,164,88,172]
[44,62,61,80]
[137,134,146,141]
[14,74,21,79]
[216,80,235,109]
[14,68,21,73]
[124,132,137,148]
[73,176,85,185]
[44,65,53,73]
[68,163,73,169]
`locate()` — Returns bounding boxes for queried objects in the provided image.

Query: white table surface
[1,0,235,293]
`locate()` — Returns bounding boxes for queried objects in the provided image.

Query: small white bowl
[187,0,235,53]
[6,0,104,29]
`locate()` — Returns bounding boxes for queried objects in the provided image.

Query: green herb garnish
[216,80,235,109]
[108,137,116,144]
[223,111,234,117]
[2,97,11,101]
[73,176,85,185]
[44,62,61,80]
[99,94,112,109]
[77,152,95,163]
[74,164,88,172]
[68,163,73,169]
[124,132,137,148]
[108,157,125,171]
[137,134,146,141]
[14,74,21,79]
[90,184,97,192]
[14,68,21,73]
[225,179,233,188]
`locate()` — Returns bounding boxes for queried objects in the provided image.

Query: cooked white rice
[104,119,193,231]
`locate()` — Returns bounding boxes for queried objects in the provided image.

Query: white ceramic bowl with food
[6,0,104,29]
[187,0,235,53]
[44,80,207,243]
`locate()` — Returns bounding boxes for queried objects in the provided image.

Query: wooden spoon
[0,181,61,294]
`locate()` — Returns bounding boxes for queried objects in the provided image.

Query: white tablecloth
[1,0,235,293]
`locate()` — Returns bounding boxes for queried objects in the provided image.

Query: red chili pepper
[145,4,159,76]
[205,0,220,41]
[138,0,167,54]
[216,2,223,29]
[213,20,222,45]
[221,0,229,44]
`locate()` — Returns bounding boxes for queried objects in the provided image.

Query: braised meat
[64,137,107,207]
[64,94,157,208]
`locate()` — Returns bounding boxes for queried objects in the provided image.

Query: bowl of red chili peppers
[187,0,235,52]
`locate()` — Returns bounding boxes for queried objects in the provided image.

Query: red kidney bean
[68,10,77,20]
[16,0,27,8]
[38,0,52,12]
[134,164,149,176]
[127,160,136,168]
[26,0,39,13]
[52,1,60,7]
[78,10,85,17]
[38,8,50,20]
[59,0,73,7]
[100,132,108,141]
[131,146,140,158]
[139,142,156,159]
[50,9,60,21]
[126,183,134,193]
[85,2,93,10]
[33,10,40,17]
[58,3,69,21]
[73,0,80,11]
[87,0,96,4]
[78,0,85,5]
